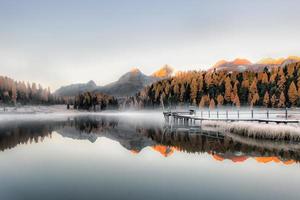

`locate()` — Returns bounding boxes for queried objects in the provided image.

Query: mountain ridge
[54,65,174,97]
[211,56,300,72]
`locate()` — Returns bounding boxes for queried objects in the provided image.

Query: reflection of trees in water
[72,116,118,133]
[0,122,55,151]
[142,126,300,163]
[0,117,119,151]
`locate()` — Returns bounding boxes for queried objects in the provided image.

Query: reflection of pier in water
[144,124,300,164]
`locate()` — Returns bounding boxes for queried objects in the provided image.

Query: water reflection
[0,116,299,165]
[0,121,55,151]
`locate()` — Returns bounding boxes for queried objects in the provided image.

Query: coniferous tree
[209,98,215,110]
[217,94,224,107]
[278,92,286,108]
[263,91,270,107]
[224,76,232,103]
[288,81,298,106]
[271,94,276,107]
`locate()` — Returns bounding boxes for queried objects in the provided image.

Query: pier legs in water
[166,115,198,127]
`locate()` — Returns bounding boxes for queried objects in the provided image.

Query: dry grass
[202,121,300,141]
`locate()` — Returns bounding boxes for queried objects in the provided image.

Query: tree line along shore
[1,62,300,111]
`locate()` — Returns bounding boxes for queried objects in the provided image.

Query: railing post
[217,109,219,119]
[285,107,288,120]
[208,109,211,118]
[226,110,228,120]
[237,109,240,119]
[201,110,203,118]
[267,110,269,119]
[251,109,254,119]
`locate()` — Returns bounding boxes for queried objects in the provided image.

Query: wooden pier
[163,109,300,125]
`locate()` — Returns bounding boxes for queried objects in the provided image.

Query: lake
[0,111,300,200]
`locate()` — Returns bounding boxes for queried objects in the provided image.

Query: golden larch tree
[263,91,270,107]
[261,72,269,84]
[179,84,185,102]
[249,78,258,95]
[271,94,276,107]
[241,79,249,89]
[234,95,240,108]
[278,92,286,108]
[287,64,295,76]
[209,98,215,110]
[288,81,298,106]
[251,92,260,107]
[277,73,286,92]
[224,76,232,102]
[190,78,198,104]
[233,81,239,96]
[217,94,224,107]
[199,95,206,108]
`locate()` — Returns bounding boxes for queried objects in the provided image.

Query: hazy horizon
[1,0,300,90]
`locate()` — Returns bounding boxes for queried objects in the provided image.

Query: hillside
[54,80,97,97]
[131,62,300,108]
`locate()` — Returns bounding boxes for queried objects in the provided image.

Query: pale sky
[0,0,299,90]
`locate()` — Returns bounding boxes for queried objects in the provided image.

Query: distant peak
[213,58,251,68]
[257,56,300,65]
[152,64,174,78]
[130,67,141,74]
[213,60,227,68]
[87,80,96,86]
[232,58,252,65]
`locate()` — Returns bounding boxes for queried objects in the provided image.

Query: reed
[202,121,300,141]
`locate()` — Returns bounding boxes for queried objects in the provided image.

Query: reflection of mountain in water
[56,116,156,152]
[1,116,300,165]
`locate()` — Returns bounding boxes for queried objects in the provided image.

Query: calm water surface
[0,113,300,200]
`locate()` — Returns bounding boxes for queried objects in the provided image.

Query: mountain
[55,66,174,97]
[152,64,174,78]
[54,80,97,97]
[94,68,159,97]
[211,56,300,72]
[211,58,252,72]
[258,56,300,65]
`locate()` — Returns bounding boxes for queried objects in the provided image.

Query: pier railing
[163,108,300,125]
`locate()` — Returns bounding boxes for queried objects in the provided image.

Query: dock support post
[226,110,228,120]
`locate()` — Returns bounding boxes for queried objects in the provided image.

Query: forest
[0,75,64,105]
[74,92,119,111]
[131,62,300,109]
